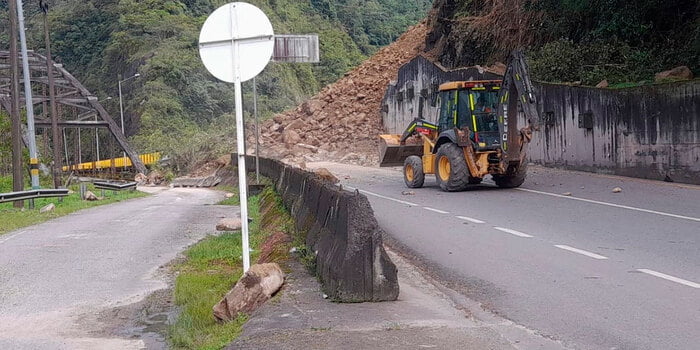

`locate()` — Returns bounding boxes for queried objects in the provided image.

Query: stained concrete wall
[382,55,502,133]
[381,57,700,184]
[232,155,399,302]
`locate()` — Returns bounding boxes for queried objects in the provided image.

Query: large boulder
[216,218,242,231]
[655,66,693,83]
[134,173,147,185]
[301,99,324,116]
[314,168,339,184]
[282,129,302,147]
[147,171,165,185]
[213,263,285,322]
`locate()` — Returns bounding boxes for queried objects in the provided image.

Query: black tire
[493,161,528,188]
[434,143,470,192]
[403,155,425,188]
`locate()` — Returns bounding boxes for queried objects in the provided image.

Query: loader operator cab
[436,81,501,150]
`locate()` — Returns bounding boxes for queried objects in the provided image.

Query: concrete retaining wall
[232,155,399,302]
[381,56,700,184]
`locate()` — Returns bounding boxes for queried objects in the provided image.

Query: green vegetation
[216,185,239,206]
[170,185,294,349]
[0,0,430,175]
[169,231,248,350]
[437,0,699,86]
[311,0,433,54]
[0,176,148,235]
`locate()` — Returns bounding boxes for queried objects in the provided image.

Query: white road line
[0,230,26,245]
[554,245,608,260]
[424,207,449,214]
[456,216,485,224]
[351,188,418,207]
[637,269,700,289]
[494,227,534,238]
[517,188,700,223]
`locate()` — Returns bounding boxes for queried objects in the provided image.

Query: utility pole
[42,2,62,189]
[16,0,41,190]
[8,0,24,207]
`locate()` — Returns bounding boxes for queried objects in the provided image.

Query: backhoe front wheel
[435,143,470,192]
[403,155,425,188]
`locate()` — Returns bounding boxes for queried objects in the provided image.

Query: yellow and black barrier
[62,152,161,172]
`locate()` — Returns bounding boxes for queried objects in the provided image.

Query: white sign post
[199,2,274,272]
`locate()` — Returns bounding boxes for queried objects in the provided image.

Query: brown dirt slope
[254,22,428,167]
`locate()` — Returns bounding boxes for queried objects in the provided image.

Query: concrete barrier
[232,155,399,302]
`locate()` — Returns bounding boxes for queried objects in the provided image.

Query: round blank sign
[199,2,274,83]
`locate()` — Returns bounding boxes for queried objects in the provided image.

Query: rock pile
[253,22,428,167]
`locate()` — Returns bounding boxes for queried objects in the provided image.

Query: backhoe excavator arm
[496,50,540,163]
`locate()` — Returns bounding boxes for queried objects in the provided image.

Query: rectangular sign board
[272,35,319,63]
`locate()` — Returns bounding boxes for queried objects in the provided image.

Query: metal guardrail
[93,181,137,191]
[0,189,70,204]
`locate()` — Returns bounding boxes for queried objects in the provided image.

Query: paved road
[312,162,700,350]
[0,187,229,349]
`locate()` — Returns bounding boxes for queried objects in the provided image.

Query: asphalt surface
[229,251,566,350]
[310,162,700,350]
[0,187,229,349]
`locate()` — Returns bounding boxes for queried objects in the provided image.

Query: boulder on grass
[655,66,693,83]
[213,263,285,322]
[40,203,55,213]
[216,218,242,231]
[84,191,98,201]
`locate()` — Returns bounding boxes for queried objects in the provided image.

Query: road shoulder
[228,248,565,350]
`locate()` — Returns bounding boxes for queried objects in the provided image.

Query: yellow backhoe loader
[379,51,540,191]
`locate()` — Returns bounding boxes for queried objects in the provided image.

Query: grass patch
[216,175,271,206]
[0,179,148,236]
[215,185,239,206]
[169,233,247,350]
[170,185,294,350]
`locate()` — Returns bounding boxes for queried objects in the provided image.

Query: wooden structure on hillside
[0,50,147,174]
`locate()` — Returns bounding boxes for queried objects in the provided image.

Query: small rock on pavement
[612,187,623,193]
[216,218,242,231]
[213,263,285,322]
[562,192,573,196]
[39,203,55,213]
[83,191,98,201]
[401,191,415,196]
[224,192,235,199]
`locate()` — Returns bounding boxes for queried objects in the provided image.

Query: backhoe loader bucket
[378,134,423,167]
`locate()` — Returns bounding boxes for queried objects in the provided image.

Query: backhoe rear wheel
[493,161,528,188]
[435,143,470,192]
[403,155,425,188]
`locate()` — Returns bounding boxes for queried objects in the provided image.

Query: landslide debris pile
[255,23,428,167]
